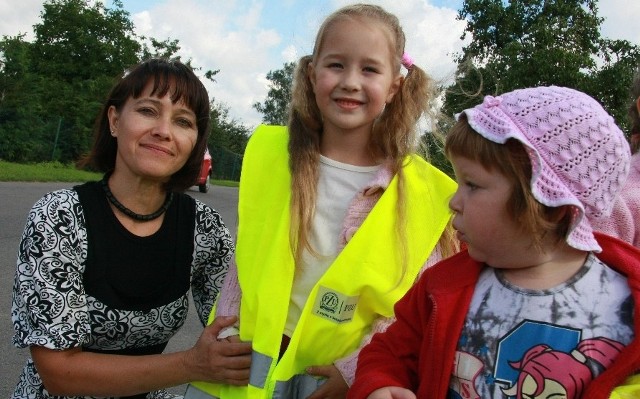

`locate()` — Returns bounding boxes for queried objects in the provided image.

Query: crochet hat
[458,86,630,252]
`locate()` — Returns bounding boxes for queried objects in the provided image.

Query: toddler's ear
[546,205,573,225]
[636,96,640,114]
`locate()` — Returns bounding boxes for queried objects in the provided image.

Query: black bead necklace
[101,172,173,221]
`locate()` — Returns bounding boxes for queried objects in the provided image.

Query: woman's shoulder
[191,197,232,235]
[191,196,213,214]
[39,186,80,200]
[30,188,81,214]
[22,189,86,241]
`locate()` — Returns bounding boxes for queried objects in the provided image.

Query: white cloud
[599,0,640,45]
[132,11,153,35]
[0,0,43,40]
[281,44,299,63]
[382,1,469,83]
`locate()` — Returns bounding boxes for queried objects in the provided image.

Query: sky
[1,0,639,129]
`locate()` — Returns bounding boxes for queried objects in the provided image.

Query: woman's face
[108,82,198,183]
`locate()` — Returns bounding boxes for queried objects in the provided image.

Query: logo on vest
[313,286,358,324]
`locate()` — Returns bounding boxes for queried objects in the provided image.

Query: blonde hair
[288,3,445,264]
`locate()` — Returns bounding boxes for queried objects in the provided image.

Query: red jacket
[349,233,640,399]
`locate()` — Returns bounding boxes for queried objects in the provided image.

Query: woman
[11,58,251,399]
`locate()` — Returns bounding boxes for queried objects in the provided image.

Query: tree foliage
[0,0,143,162]
[253,61,295,125]
[208,101,249,180]
[0,0,246,167]
[209,101,250,154]
[443,0,640,134]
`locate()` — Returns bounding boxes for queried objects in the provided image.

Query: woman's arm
[192,201,236,326]
[13,193,251,396]
[31,316,251,396]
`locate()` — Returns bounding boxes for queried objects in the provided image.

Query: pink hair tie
[401,52,414,69]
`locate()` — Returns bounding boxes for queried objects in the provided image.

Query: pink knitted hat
[459,86,630,252]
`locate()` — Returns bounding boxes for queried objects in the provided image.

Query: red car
[196,147,212,193]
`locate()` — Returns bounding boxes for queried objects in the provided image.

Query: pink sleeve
[334,245,444,385]
[214,256,241,337]
[590,154,640,248]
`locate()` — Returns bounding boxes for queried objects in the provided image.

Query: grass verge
[0,161,238,187]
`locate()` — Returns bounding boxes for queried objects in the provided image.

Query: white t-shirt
[284,155,380,336]
[449,253,634,398]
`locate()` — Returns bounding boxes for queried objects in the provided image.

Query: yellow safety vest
[186,125,456,398]
[609,374,640,398]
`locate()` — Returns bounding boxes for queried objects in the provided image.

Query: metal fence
[210,145,243,182]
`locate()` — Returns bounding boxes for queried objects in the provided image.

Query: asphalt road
[0,182,239,397]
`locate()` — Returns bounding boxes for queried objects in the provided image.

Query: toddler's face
[448,154,534,269]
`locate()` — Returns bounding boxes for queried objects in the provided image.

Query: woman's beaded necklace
[101,172,173,221]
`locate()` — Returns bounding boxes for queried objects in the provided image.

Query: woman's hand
[366,387,416,399]
[185,316,252,385]
[306,364,348,399]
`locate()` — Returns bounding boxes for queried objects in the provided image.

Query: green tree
[31,0,140,82]
[31,0,142,161]
[208,101,249,180]
[209,101,250,153]
[0,36,50,162]
[0,0,194,163]
[253,61,295,125]
[586,39,640,132]
[442,0,640,133]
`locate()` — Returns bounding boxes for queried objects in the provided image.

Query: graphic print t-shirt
[449,253,634,399]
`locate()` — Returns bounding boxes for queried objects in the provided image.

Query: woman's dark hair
[79,58,210,192]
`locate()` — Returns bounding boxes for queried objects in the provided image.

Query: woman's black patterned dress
[11,182,233,398]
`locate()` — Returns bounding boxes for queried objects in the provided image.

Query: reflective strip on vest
[249,350,273,388]
[272,374,325,398]
[186,373,325,399]
[184,384,220,399]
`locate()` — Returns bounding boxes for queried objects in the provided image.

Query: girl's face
[108,83,198,183]
[449,154,539,269]
[309,17,401,138]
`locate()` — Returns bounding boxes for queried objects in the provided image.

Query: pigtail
[288,55,322,265]
[371,63,438,172]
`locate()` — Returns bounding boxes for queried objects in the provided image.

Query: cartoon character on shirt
[501,337,624,399]
[450,332,624,398]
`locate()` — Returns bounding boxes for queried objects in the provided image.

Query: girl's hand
[306,364,348,399]
[366,387,416,399]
